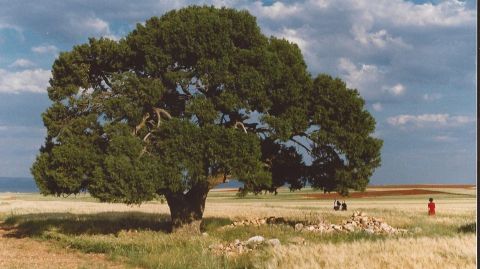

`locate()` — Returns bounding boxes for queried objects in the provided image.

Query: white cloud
[387,114,475,129]
[364,0,476,27]
[0,22,21,31]
[423,93,443,102]
[338,58,381,86]
[275,27,309,52]
[71,16,119,40]
[9,59,35,68]
[383,83,406,96]
[432,135,456,142]
[83,17,109,34]
[0,68,51,94]
[250,1,302,19]
[351,27,410,49]
[32,45,58,54]
[307,0,330,9]
[372,102,383,111]
[337,58,383,97]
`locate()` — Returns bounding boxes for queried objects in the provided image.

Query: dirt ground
[0,226,127,269]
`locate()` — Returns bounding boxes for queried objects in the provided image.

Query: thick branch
[152,107,172,127]
[290,137,312,154]
[101,73,112,88]
[138,108,172,157]
[179,84,193,97]
[143,132,152,142]
[195,78,209,95]
[254,127,271,134]
[234,121,247,133]
[133,113,150,135]
[220,114,225,125]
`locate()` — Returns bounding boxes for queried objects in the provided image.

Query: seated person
[333,200,340,211]
[341,201,347,211]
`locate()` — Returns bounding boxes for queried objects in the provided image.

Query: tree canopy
[32,6,382,232]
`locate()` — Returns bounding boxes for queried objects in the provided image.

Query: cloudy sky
[0,0,476,184]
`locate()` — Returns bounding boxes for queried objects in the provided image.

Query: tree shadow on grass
[1,212,231,238]
[457,222,476,233]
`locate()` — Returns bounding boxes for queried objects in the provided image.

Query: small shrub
[458,222,476,233]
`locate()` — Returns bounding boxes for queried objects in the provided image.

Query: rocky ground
[211,211,408,256]
[223,211,408,234]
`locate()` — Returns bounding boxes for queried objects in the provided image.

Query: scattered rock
[343,223,355,232]
[246,235,265,245]
[332,224,342,231]
[220,212,408,237]
[209,236,281,256]
[267,238,281,247]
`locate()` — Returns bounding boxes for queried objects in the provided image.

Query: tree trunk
[164,183,209,234]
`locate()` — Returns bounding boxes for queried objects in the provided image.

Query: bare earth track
[0,226,127,269]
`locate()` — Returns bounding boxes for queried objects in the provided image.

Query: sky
[0,0,476,184]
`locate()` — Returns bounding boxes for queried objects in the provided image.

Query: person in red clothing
[428,197,435,216]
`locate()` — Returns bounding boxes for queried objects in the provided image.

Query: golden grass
[262,234,477,269]
[0,188,476,269]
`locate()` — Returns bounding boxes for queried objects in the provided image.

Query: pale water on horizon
[0,177,39,192]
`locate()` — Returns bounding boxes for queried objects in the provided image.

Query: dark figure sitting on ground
[341,201,347,211]
[333,200,340,211]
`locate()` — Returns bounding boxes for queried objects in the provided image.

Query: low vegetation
[0,187,476,269]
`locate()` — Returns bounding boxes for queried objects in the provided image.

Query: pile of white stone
[223,216,296,228]
[228,218,268,227]
[294,211,408,235]
[222,211,408,235]
[208,236,280,256]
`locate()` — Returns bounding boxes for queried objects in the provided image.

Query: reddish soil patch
[304,189,450,199]
[368,184,475,189]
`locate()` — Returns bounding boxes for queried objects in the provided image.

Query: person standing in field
[428,198,435,216]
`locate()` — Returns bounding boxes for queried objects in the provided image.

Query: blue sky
[0,0,476,184]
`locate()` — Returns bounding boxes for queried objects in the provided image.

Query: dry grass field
[0,185,476,269]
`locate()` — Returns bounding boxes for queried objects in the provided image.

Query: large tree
[32,6,382,233]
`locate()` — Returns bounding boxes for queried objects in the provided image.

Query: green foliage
[32,5,382,219]
[457,222,476,233]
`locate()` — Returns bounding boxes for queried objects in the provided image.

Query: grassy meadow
[0,185,476,269]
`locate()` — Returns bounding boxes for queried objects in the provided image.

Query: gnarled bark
[164,183,209,234]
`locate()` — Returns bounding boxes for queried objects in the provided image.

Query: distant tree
[32,6,382,233]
